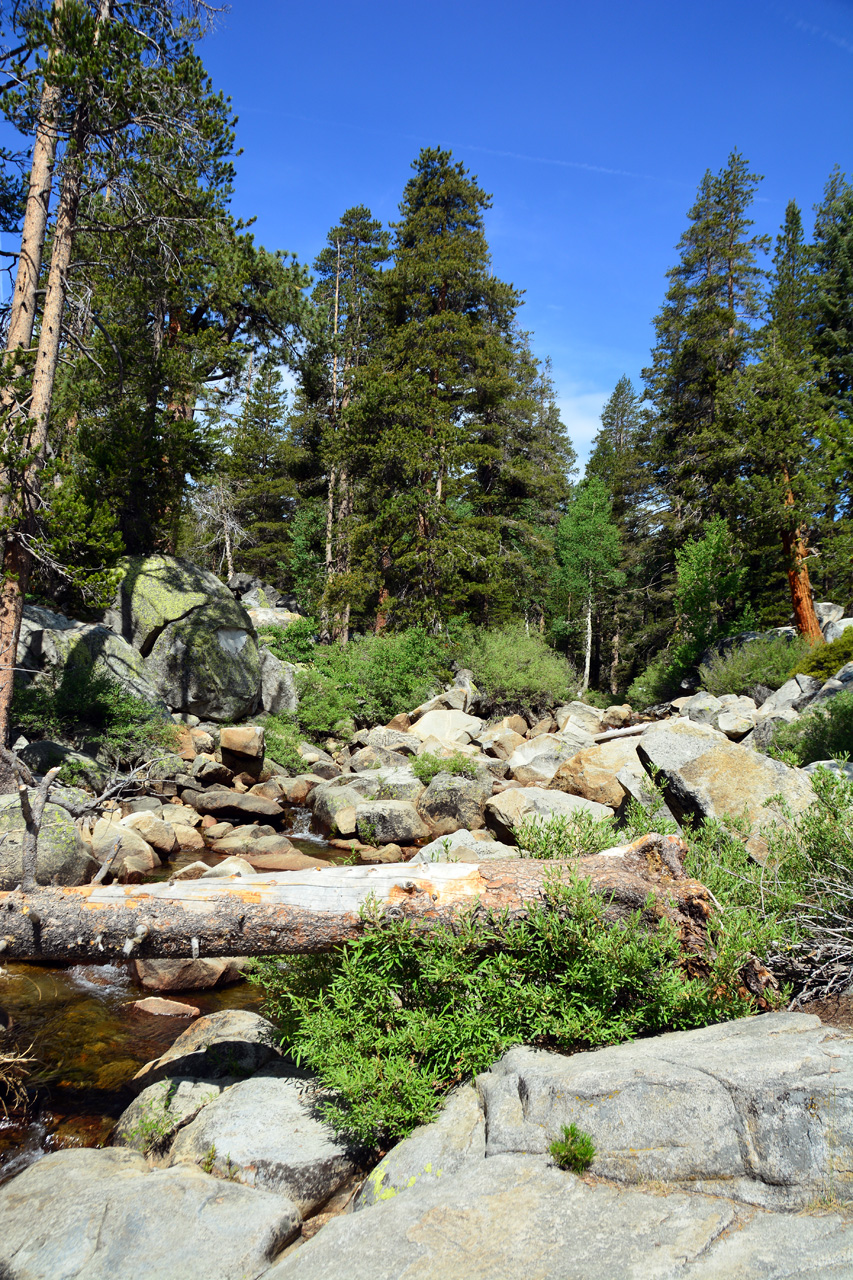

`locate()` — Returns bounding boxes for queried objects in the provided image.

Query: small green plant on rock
[411,751,479,786]
[549,1123,596,1173]
[200,1143,217,1174]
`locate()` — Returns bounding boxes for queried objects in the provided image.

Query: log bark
[0,835,711,966]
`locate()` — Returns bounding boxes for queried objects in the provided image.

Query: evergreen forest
[1,1,851,741]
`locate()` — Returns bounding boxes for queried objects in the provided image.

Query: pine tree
[643,152,770,535]
[811,169,853,425]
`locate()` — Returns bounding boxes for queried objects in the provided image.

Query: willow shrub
[249,864,756,1147]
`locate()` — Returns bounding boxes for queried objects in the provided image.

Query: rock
[0,1147,299,1280]
[366,767,425,802]
[167,1070,357,1216]
[193,790,283,823]
[527,716,557,737]
[103,554,261,722]
[409,709,484,743]
[506,734,581,785]
[120,811,177,856]
[473,726,526,759]
[682,691,724,724]
[281,774,324,805]
[131,997,199,1017]
[92,817,161,870]
[122,796,164,816]
[757,673,823,717]
[614,766,680,827]
[601,703,632,729]
[0,792,96,889]
[220,724,265,759]
[249,777,290,802]
[201,855,255,878]
[247,606,302,629]
[409,828,499,863]
[637,722,816,859]
[259,647,299,715]
[824,617,853,643]
[356,1084,484,1209]
[210,831,294,856]
[189,727,216,754]
[17,739,105,786]
[129,958,248,993]
[312,783,365,836]
[478,1012,853,1209]
[264,1155,744,1280]
[131,1009,280,1091]
[554,700,604,735]
[416,771,492,835]
[410,689,468,720]
[171,822,205,851]
[803,759,853,782]
[349,744,409,771]
[365,726,421,756]
[190,756,233,787]
[113,1077,228,1152]
[355,799,430,845]
[741,707,799,751]
[161,802,201,827]
[717,693,758,713]
[484,787,614,842]
[243,849,328,872]
[715,711,756,740]
[16,604,166,708]
[549,739,645,809]
[117,851,160,883]
[815,601,846,629]
[499,714,528,736]
[171,861,211,880]
[360,843,404,864]
[386,712,412,732]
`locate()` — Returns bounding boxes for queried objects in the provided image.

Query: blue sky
[202,0,852,467]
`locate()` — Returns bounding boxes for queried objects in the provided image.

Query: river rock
[416,771,492,835]
[264,1151,853,1280]
[201,855,255,878]
[171,822,205,850]
[484,787,613,842]
[637,721,816,859]
[113,1077,228,1154]
[554,700,604,735]
[355,1084,484,1209]
[129,957,248,993]
[367,767,426,802]
[0,792,96,889]
[409,709,483,743]
[131,1009,279,1091]
[160,802,202,827]
[192,790,283,822]
[17,739,105,787]
[312,783,365,836]
[355,799,429,844]
[131,997,199,1018]
[190,756,233,787]
[682,691,724,724]
[120,811,177,856]
[92,817,160,871]
[103,554,261,722]
[167,1069,357,1215]
[548,738,644,808]
[506,734,581,785]
[0,1147,299,1280]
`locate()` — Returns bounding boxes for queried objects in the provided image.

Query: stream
[0,825,342,1185]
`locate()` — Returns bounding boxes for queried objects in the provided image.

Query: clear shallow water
[0,827,341,1183]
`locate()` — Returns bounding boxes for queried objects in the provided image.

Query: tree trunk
[610,606,620,697]
[0,835,712,964]
[781,469,823,644]
[581,572,593,693]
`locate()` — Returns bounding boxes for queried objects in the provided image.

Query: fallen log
[0,834,712,965]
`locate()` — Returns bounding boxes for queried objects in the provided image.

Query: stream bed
[0,830,342,1185]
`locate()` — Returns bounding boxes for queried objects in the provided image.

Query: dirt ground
[799,994,853,1032]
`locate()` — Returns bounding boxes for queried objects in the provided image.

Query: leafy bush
[549,1124,595,1173]
[250,867,756,1146]
[12,666,176,765]
[515,810,620,859]
[769,690,853,766]
[261,714,306,775]
[258,618,318,665]
[626,650,692,707]
[455,624,576,714]
[295,629,453,739]
[410,751,480,785]
[789,627,853,683]
[698,633,813,697]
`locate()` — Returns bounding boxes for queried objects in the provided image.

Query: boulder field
[0,1010,850,1278]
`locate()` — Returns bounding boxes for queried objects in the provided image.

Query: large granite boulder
[355,799,429,845]
[15,604,165,707]
[415,771,492,835]
[103,555,260,722]
[166,1069,357,1216]
[130,1010,280,1092]
[0,1147,299,1280]
[549,738,645,808]
[484,787,613,842]
[258,647,299,715]
[637,720,816,859]
[0,792,97,889]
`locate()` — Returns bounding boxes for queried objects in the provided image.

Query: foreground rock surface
[0,1147,299,1280]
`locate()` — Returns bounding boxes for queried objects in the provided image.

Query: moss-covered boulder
[17,605,164,706]
[0,792,97,889]
[103,556,261,722]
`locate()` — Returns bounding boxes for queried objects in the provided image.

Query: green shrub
[515,810,620,859]
[249,867,756,1146]
[410,751,480,785]
[455,624,576,714]
[12,666,176,766]
[769,689,853,766]
[261,714,306,775]
[294,628,452,738]
[258,618,318,665]
[699,633,813,697]
[549,1124,596,1173]
[789,627,853,683]
[626,650,692,707]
